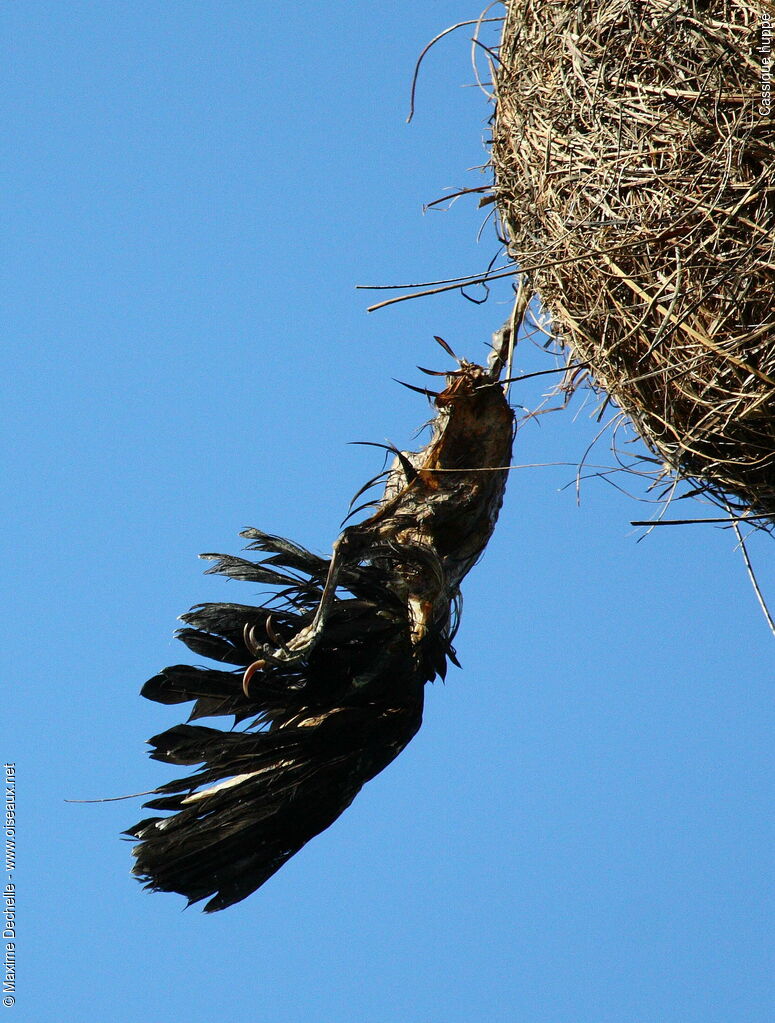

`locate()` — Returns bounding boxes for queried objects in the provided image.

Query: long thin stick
[363,237,652,312]
[357,259,517,291]
[631,516,773,526]
[729,515,775,637]
[407,17,504,123]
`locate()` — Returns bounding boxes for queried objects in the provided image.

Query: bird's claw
[241,618,320,698]
[264,615,290,652]
[242,658,266,698]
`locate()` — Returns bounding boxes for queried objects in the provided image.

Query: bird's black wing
[127,532,446,912]
[129,337,515,912]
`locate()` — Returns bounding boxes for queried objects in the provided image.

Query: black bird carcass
[128,331,515,911]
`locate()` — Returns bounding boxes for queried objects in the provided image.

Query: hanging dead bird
[128,328,516,911]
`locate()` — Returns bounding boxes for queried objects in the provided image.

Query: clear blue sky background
[3,3,773,1021]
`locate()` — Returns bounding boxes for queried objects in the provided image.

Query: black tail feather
[130,665,425,911]
[130,531,440,911]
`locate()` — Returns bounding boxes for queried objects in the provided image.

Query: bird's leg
[488,276,528,389]
[242,533,354,696]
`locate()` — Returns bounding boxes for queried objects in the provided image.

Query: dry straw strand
[492,0,775,524]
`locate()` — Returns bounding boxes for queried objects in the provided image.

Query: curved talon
[242,658,266,699]
[264,614,289,652]
[243,622,264,658]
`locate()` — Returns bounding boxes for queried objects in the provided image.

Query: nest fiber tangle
[493,0,775,522]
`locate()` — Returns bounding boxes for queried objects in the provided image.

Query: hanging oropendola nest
[491,0,775,525]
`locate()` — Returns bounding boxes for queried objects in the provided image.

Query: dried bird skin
[129,339,515,911]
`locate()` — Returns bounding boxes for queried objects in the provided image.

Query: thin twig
[729,513,775,637]
[423,185,493,211]
[630,516,772,526]
[357,259,517,291]
[470,3,503,103]
[407,16,504,123]
[364,236,656,312]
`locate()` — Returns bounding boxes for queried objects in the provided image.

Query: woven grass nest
[492,0,775,524]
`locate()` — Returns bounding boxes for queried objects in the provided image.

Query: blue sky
[2,3,773,1022]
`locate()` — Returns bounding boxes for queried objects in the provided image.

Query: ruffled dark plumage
[128,340,514,911]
